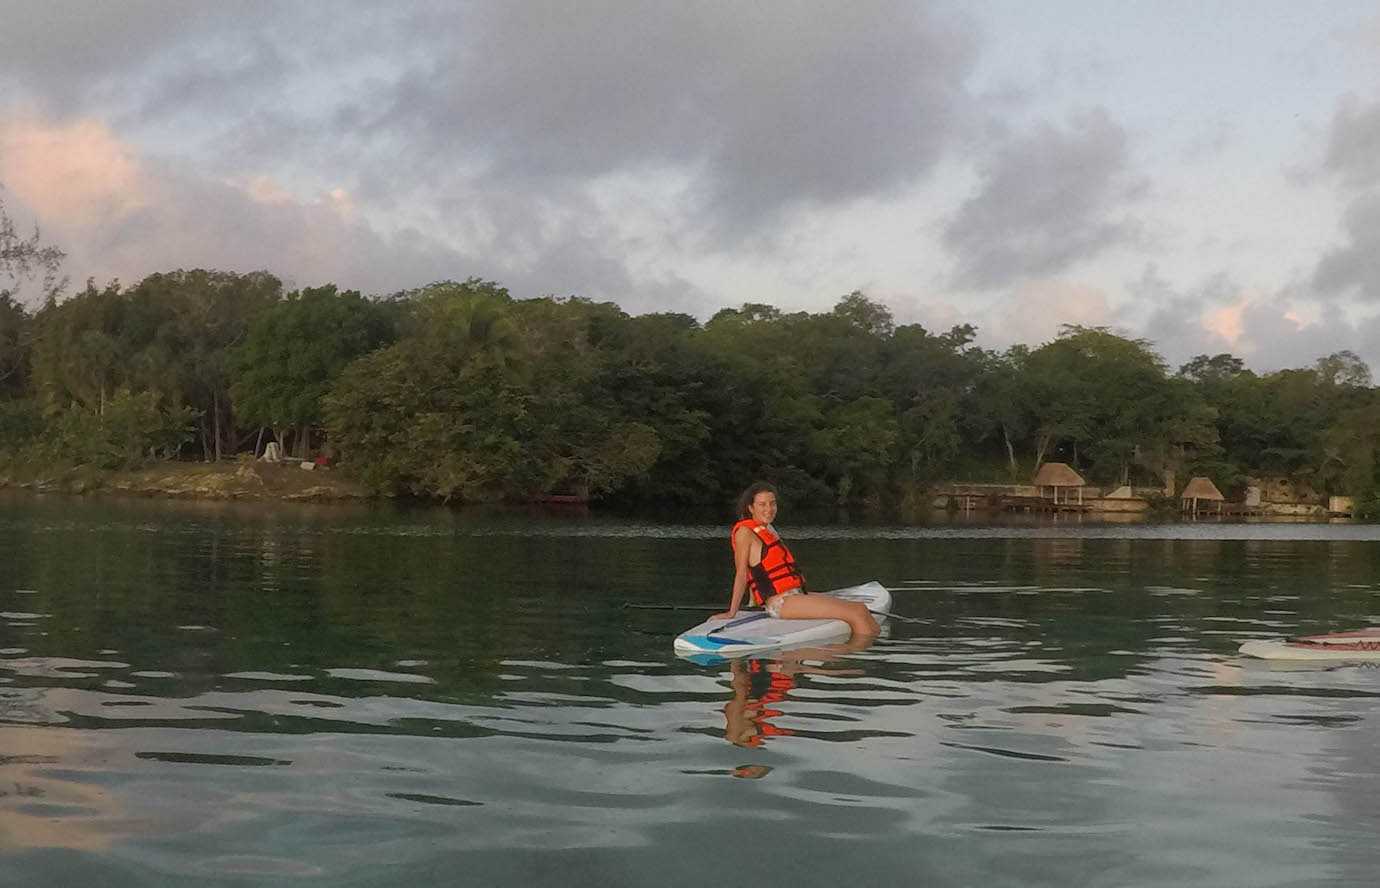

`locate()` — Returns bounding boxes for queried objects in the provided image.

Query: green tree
[1316,350,1372,388]
[1178,353,1246,385]
[1025,326,1216,486]
[831,289,895,338]
[1322,398,1380,514]
[508,295,631,496]
[880,322,981,486]
[324,340,529,499]
[596,312,715,505]
[1250,369,1334,476]
[700,302,831,502]
[1131,375,1221,490]
[29,270,280,462]
[1304,353,1375,492]
[810,396,900,501]
[29,279,127,414]
[322,279,520,496]
[0,294,30,398]
[0,398,41,456]
[1178,353,1266,483]
[324,280,663,501]
[961,346,1031,478]
[231,284,393,458]
[0,195,66,304]
[36,389,197,469]
[126,269,281,460]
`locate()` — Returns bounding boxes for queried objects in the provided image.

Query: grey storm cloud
[1322,96,1380,190]
[25,151,708,312]
[364,1,982,233]
[1315,191,1380,300]
[4,1,981,230]
[943,109,1144,290]
[0,2,293,114]
[1138,268,1369,374]
[43,163,463,298]
[1136,268,1232,369]
[1315,97,1380,301]
[1234,297,1361,372]
[0,1,987,309]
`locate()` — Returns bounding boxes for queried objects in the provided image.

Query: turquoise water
[2,494,1380,886]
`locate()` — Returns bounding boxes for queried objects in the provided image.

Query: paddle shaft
[709,612,772,634]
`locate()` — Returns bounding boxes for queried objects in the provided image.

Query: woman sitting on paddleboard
[715,482,879,637]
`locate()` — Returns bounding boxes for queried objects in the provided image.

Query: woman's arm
[714,526,757,619]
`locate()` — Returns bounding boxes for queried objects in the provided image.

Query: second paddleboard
[1239,628,1380,661]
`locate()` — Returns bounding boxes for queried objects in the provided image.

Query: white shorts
[765,589,804,618]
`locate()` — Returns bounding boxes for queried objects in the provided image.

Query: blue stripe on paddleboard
[683,653,728,667]
[680,635,754,649]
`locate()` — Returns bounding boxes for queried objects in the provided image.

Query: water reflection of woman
[722,653,866,749]
[723,658,796,748]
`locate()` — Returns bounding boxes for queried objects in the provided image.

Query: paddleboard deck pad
[673,581,890,658]
[1240,629,1380,661]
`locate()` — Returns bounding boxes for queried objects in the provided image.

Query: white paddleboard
[673,581,891,659]
[1239,628,1380,661]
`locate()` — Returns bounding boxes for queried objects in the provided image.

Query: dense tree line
[3,203,1380,511]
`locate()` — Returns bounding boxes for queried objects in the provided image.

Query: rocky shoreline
[0,459,371,502]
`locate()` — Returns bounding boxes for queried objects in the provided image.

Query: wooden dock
[999,495,1091,513]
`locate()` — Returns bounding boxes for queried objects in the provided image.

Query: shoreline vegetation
[4,236,1380,519]
[0,458,369,503]
[0,269,1374,522]
[0,462,1353,522]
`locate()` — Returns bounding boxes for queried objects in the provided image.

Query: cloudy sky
[4,1,1380,371]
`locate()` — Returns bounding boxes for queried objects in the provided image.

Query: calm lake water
[3,494,1380,887]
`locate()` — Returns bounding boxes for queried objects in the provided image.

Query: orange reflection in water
[723,658,797,749]
[0,720,136,853]
[721,635,876,755]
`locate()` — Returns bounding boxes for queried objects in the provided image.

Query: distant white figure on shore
[261,441,282,462]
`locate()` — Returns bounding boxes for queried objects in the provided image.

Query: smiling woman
[717,482,879,637]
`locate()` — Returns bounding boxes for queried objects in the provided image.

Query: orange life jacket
[748,659,797,705]
[731,519,805,606]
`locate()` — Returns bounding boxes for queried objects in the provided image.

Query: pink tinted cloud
[986,278,1115,347]
[0,115,461,294]
[1200,301,1244,346]
[0,117,146,224]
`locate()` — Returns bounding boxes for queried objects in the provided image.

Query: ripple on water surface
[3,507,1380,885]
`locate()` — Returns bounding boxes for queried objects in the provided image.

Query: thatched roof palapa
[1032,462,1086,487]
[1180,477,1224,501]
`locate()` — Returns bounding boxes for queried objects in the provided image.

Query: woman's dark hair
[736,481,778,518]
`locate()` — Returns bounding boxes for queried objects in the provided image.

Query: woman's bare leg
[777,593,880,636]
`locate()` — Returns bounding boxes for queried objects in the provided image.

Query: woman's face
[749,491,777,525]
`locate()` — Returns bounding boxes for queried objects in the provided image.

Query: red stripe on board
[1291,639,1380,651]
